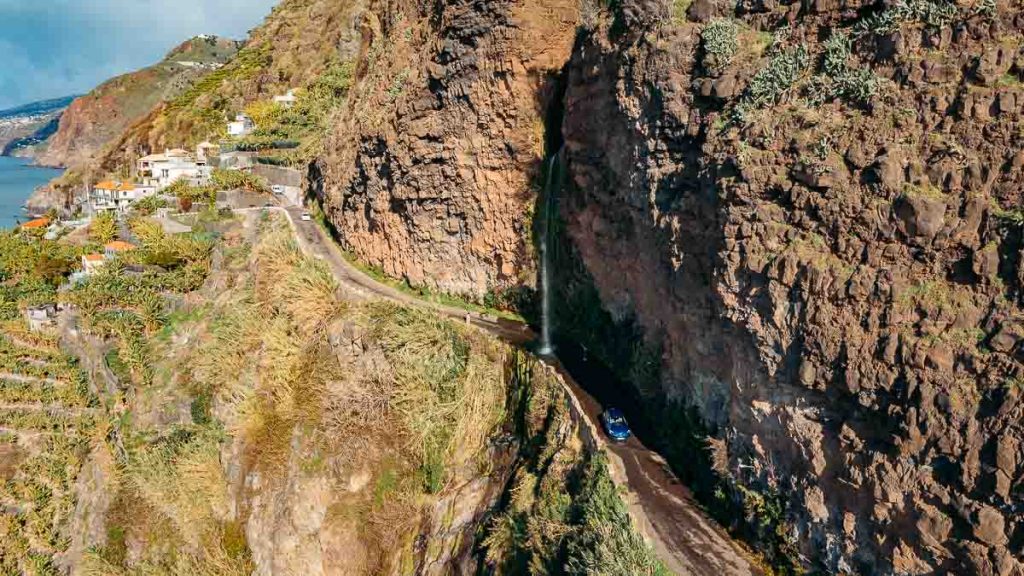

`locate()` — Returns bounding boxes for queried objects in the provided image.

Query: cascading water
[538,148,561,356]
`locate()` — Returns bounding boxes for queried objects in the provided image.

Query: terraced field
[0,320,98,575]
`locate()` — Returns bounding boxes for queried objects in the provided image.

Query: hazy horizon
[0,0,279,110]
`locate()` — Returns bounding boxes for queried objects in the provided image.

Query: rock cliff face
[310,0,1024,571]
[317,0,579,295]
[555,0,1024,573]
[46,0,1024,570]
[34,36,240,168]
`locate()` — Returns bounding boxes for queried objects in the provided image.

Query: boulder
[872,153,906,192]
[895,195,947,242]
[972,505,1008,547]
[973,243,1000,281]
[989,323,1022,353]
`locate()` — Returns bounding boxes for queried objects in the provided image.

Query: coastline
[0,155,63,228]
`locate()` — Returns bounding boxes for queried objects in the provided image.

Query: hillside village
[12,95,310,327]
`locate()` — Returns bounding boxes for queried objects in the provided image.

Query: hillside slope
[0,214,664,575]
[34,36,240,169]
[93,0,364,175]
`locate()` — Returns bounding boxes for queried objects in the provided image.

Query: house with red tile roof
[20,217,51,230]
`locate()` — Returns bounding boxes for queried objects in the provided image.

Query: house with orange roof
[89,180,156,214]
[81,253,106,275]
[104,241,136,259]
[20,217,51,230]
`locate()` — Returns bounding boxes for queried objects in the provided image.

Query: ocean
[0,156,62,229]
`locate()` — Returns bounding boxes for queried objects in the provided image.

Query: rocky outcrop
[318,0,579,295]
[554,0,1024,573]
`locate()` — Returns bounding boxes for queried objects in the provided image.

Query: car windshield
[607,414,626,425]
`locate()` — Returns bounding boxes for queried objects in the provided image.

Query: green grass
[671,0,692,21]
[479,353,669,574]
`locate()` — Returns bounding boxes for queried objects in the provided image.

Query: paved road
[274,205,763,576]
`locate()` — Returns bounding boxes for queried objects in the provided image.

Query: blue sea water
[0,156,62,229]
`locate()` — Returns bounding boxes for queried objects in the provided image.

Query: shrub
[132,195,167,216]
[809,32,878,105]
[672,0,693,22]
[702,19,740,72]
[734,44,810,122]
[243,100,283,129]
[853,0,961,37]
[210,168,269,194]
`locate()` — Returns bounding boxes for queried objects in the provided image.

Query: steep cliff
[316,0,579,296]
[554,0,1024,573]
[34,36,240,169]
[303,0,1024,571]
[11,215,661,576]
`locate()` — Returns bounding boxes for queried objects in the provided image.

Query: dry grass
[253,222,344,334]
[126,430,229,547]
[362,303,507,489]
[89,215,564,573]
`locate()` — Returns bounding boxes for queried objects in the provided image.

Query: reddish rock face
[35,36,241,169]
[555,0,1024,573]
[318,0,580,296]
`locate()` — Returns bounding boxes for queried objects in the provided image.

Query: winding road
[271,205,763,576]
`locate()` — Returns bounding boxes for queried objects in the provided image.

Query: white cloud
[0,0,279,109]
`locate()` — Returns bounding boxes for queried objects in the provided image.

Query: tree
[179,197,194,213]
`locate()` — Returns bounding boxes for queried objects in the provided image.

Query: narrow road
[270,205,762,576]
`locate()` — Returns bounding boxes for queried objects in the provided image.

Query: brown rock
[916,502,953,548]
[895,195,947,242]
[990,323,1022,353]
[711,75,739,99]
[973,243,1001,281]
[873,153,906,192]
[996,435,1017,476]
[973,505,1008,547]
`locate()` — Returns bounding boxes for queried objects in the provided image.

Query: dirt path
[265,205,763,575]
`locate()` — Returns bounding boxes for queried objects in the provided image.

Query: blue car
[600,408,631,442]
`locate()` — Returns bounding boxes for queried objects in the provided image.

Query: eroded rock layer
[319,0,579,295]
[558,0,1024,573]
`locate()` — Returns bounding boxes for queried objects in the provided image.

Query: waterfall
[538,149,561,356]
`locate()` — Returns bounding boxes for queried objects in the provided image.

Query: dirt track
[279,205,763,575]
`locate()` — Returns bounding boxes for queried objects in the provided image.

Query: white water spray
[538,150,561,356]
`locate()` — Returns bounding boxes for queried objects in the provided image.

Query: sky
[0,0,280,110]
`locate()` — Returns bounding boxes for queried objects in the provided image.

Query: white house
[81,253,105,275]
[227,114,255,137]
[137,149,211,190]
[273,89,299,109]
[89,181,155,214]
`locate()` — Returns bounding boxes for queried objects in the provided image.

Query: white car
[301,212,312,221]
[271,185,285,195]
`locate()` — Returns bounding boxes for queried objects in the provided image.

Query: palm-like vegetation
[0,332,96,575]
